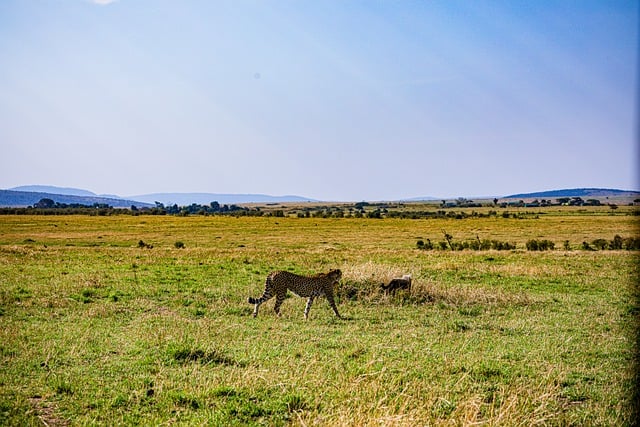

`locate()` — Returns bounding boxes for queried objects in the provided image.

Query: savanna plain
[0,205,638,426]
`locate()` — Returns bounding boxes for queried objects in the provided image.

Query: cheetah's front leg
[326,292,342,319]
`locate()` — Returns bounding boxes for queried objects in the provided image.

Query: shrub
[591,239,608,250]
[577,235,640,251]
[582,241,595,251]
[138,240,153,249]
[468,238,480,251]
[611,235,623,250]
[174,241,185,249]
[491,240,516,250]
[623,237,640,250]
[419,236,514,251]
[526,239,555,251]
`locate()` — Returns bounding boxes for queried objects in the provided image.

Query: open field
[1,207,638,425]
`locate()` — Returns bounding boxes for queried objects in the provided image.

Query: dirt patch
[28,396,69,427]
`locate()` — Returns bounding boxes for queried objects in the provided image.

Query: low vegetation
[0,205,638,425]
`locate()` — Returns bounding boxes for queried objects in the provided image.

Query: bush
[611,235,623,250]
[591,239,608,250]
[623,237,640,250]
[138,240,153,249]
[583,235,640,251]
[526,239,555,251]
[491,240,516,250]
[582,241,595,251]
[418,236,514,251]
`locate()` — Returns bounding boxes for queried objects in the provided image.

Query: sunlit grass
[0,210,637,425]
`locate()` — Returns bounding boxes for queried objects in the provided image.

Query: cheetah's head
[328,269,342,283]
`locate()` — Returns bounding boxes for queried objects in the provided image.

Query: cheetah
[248,269,342,319]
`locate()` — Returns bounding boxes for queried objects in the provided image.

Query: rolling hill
[10,185,99,197]
[2,185,638,208]
[1,186,316,207]
[0,190,153,208]
[504,188,640,199]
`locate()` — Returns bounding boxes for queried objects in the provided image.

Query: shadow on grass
[167,346,245,367]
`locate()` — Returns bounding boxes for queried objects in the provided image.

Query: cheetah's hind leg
[304,297,315,320]
[248,292,272,318]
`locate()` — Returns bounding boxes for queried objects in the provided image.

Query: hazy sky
[1,0,638,201]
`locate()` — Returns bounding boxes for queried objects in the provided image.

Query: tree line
[0,197,637,218]
[0,198,260,216]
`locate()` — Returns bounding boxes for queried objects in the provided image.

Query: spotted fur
[248,269,342,319]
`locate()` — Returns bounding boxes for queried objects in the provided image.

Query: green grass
[0,210,638,425]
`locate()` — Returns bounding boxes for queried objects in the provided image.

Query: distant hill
[5,185,636,207]
[2,185,316,207]
[504,188,640,199]
[0,190,153,208]
[10,185,98,197]
[128,193,316,206]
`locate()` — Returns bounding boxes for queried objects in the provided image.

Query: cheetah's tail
[248,276,273,305]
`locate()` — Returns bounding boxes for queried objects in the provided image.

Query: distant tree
[35,198,55,208]
[368,209,382,219]
[166,204,180,214]
[442,231,454,250]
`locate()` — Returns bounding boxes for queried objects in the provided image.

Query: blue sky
[0,0,637,201]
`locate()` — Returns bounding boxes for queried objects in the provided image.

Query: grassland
[0,206,638,426]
